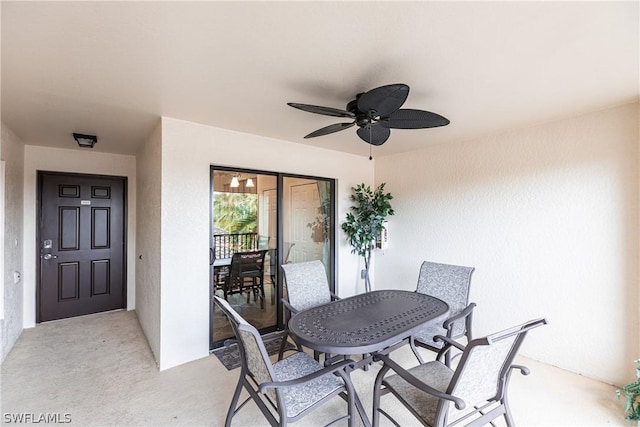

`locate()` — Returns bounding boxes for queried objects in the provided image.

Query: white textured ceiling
[1,1,638,157]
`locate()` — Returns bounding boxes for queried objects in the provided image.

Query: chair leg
[277,331,302,360]
[372,363,392,427]
[409,336,425,364]
[225,378,245,427]
[277,331,289,360]
[444,348,452,367]
[502,396,516,427]
[336,370,356,427]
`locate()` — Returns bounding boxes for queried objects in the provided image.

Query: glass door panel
[283,177,333,280]
[211,169,277,347]
[210,168,335,350]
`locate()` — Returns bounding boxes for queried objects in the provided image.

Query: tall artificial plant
[617,360,640,424]
[341,183,394,292]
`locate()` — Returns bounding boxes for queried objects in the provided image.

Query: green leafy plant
[341,183,394,292]
[617,360,640,423]
[213,192,258,234]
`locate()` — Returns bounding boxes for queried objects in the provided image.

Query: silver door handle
[43,254,58,260]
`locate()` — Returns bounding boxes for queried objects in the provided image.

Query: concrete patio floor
[0,310,628,426]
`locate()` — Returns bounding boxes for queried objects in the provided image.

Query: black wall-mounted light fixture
[73,133,98,148]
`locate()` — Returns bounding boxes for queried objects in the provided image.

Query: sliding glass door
[210,167,334,349]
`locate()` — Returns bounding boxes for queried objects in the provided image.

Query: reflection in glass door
[210,168,334,350]
[283,177,333,280]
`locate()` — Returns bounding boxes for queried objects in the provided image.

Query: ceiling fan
[287,83,449,147]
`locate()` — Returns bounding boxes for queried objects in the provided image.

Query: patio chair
[278,260,339,360]
[372,318,548,427]
[213,296,357,427]
[411,261,475,365]
[224,250,268,309]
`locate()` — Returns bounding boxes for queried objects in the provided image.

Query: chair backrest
[229,249,267,279]
[213,296,277,399]
[441,318,547,423]
[281,260,331,311]
[416,261,475,336]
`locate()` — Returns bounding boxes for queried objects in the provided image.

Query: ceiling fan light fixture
[246,178,255,188]
[230,176,240,188]
[73,133,98,148]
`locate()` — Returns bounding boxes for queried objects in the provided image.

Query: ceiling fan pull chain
[369,126,373,160]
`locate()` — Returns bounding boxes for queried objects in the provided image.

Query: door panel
[39,173,126,322]
[289,183,323,263]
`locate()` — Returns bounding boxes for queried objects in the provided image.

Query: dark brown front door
[38,172,126,322]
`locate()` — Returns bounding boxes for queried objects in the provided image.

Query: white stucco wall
[135,122,162,364]
[1,123,24,362]
[375,102,639,386]
[158,117,374,370]
[22,146,137,328]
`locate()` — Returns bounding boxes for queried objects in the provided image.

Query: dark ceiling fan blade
[380,109,450,129]
[357,83,409,118]
[304,122,355,139]
[356,123,391,146]
[288,103,355,118]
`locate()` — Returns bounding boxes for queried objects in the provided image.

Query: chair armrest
[442,302,476,333]
[373,353,465,410]
[330,291,340,301]
[281,299,299,316]
[434,335,466,364]
[258,358,356,392]
[509,364,530,376]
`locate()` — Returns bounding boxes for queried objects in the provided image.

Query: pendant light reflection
[246,178,255,188]
[230,176,240,188]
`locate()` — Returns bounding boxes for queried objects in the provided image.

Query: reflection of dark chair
[373,318,548,427]
[213,296,357,427]
[410,261,475,366]
[224,250,267,309]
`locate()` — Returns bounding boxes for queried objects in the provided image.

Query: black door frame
[209,165,336,350]
[36,170,128,323]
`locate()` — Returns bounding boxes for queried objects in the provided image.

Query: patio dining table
[288,289,449,426]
